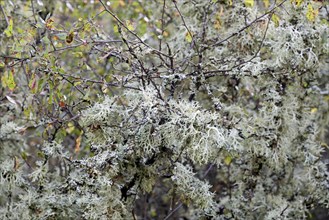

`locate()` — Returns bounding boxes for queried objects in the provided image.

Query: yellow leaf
[1,72,7,88]
[7,70,16,91]
[4,19,13,37]
[66,32,74,44]
[113,25,119,33]
[271,14,280,27]
[306,3,318,22]
[14,156,20,171]
[150,209,157,217]
[214,7,224,30]
[310,107,317,113]
[72,52,83,58]
[224,155,232,165]
[185,31,193,43]
[290,0,303,7]
[74,81,82,86]
[45,18,55,30]
[119,0,125,6]
[324,95,329,102]
[48,92,53,104]
[23,107,30,118]
[225,0,232,6]
[21,152,28,161]
[66,122,75,134]
[245,0,254,7]
[84,23,91,32]
[126,20,135,31]
[163,31,169,37]
[263,0,270,8]
[75,135,82,153]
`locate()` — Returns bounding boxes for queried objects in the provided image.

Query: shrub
[1,0,329,219]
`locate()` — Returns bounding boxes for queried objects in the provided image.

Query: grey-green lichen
[1,0,329,219]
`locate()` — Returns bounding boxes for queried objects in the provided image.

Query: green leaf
[125,20,135,31]
[263,0,270,8]
[84,23,91,32]
[113,25,119,33]
[290,0,303,7]
[66,122,75,134]
[21,151,28,161]
[224,155,232,165]
[37,151,45,159]
[245,0,254,7]
[138,20,147,36]
[0,61,5,68]
[48,92,53,104]
[73,81,82,86]
[72,52,83,58]
[23,105,32,118]
[306,3,318,22]
[4,19,13,37]
[37,78,45,93]
[56,33,67,41]
[185,31,193,43]
[41,36,51,44]
[271,14,280,27]
[7,70,16,90]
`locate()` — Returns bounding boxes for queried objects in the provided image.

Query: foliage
[1,0,329,219]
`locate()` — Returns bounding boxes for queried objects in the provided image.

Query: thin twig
[201,10,273,78]
[159,0,166,51]
[209,0,288,48]
[48,40,122,53]
[172,0,199,53]
[0,4,9,27]
[202,163,215,178]
[163,203,183,220]
[99,0,171,58]
[163,162,215,219]
[30,0,37,24]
